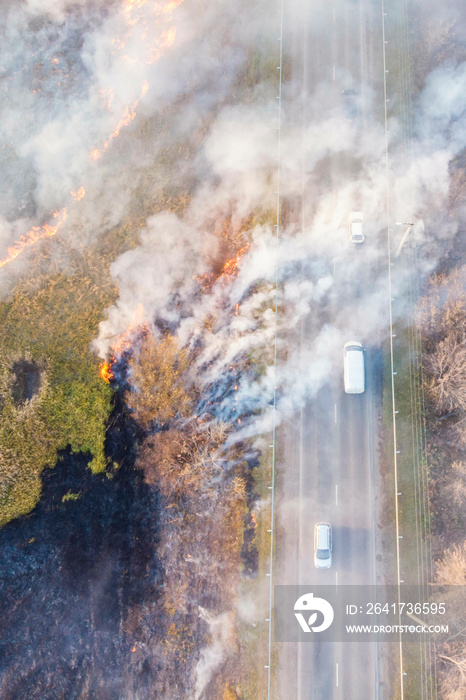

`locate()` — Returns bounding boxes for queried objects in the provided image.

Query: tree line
[417,265,466,700]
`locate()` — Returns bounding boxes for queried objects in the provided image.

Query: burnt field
[0,390,260,699]
[0,399,164,699]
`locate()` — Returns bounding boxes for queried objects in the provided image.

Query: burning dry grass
[0,209,67,269]
[0,133,270,529]
[126,332,192,426]
[0,152,201,526]
[0,5,280,697]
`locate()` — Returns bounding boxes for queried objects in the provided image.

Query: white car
[349,211,364,243]
[314,522,332,569]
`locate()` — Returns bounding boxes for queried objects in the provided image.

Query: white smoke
[91,56,466,441]
[0,0,274,258]
[194,609,236,700]
[90,56,463,439]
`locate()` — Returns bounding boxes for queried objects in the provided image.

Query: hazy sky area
[0,0,465,436]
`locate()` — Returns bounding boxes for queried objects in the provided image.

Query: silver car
[314,522,332,569]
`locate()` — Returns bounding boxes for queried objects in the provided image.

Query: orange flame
[0,208,67,269]
[99,309,148,382]
[100,361,115,383]
[195,245,250,292]
[161,0,185,14]
[161,26,176,48]
[123,0,184,19]
[71,186,86,202]
[195,271,215,289]
[90,81,149,160]
[123,0,147,10]
[221,244,250,278]
[0,0,182,272]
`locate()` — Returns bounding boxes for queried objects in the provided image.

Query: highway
[273,0,387,698]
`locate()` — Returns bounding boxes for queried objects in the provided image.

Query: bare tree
[444,462,466,508]
[416,267,465,344]
[417,267,466,418]
[424,334,466,414]
[439,644,466,700]
[137,422,229,498]
[435,541,466,699]
[435,541,466,585]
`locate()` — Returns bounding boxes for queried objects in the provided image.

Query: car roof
[316,523,331,547]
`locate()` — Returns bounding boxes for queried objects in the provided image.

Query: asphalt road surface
[274,0,387,698]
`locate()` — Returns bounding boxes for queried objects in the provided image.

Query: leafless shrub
[444,461,466,508]
[435,541,466,585]
[424,335,466,414]
[137,422,229,499]
[417,267,466,418]
[438,644,466,700]
[416,268,466,346]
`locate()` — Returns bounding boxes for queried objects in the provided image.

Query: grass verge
[382,326,435,700]
[235,446,278,699]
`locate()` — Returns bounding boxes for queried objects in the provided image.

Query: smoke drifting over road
[93,51,466,442]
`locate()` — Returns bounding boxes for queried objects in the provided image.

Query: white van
[343,341,365,394]
[314,523,332,569]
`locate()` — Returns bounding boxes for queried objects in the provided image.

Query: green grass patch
[381,328,435,699]
[62,490,81,503]
[235,447,278,699]
[0,250,116,525]
[388,325,430,584]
